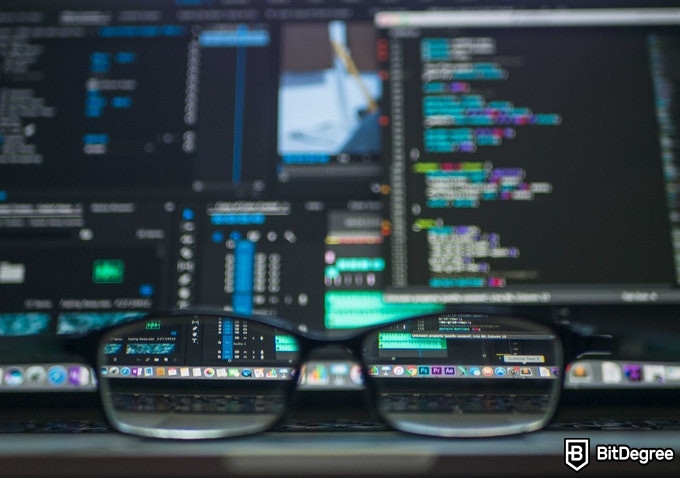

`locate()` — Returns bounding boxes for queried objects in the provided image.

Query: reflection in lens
[97,315,300,439]
[362,314,562,437]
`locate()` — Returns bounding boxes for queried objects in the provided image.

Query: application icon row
[97,363,561,382]
[368,364,560,378]
[567,360,680,386]
[0,364,94,390]
[100,365,295,380]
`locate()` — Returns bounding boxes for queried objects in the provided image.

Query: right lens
[362,313,563,437]
[96,315,300,439]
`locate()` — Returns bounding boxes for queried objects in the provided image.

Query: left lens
[97,315,300,439]
[361,313,563,437]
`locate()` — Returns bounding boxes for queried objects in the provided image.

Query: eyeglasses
[7,309,611,439]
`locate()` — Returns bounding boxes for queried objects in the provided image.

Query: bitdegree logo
[596,445,675,465]
[565,438,675,471]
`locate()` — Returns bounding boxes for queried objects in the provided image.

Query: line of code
[420,37,562,154]
[413,161,552,208]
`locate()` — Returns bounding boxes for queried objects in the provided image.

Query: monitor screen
[1,0,680,392]
[378,7,680,306]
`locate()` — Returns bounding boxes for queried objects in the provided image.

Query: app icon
[393,366,405,376]
[330,363,349,375]
[520,367,532,376]
[569,362,591,381]
[69,366,90,386]
[406,366,418,377]
[622,364,643,382]
[643,364,665,384]
[601,362,622,383]
[431,366,443,375]
[469,367,481,377]
[241,369,252,378]
[203,368,216,378]
[444,367,456,376]
[482,367,494,377]
[307,364,329,385]
[4,368,24,387]
[47,366,68,386]
[120,367,131,376]
[25,366,47,385]
[494,367,507,377]
[228,368,240,378]
[666,366,680,381]
[418,366,430,375]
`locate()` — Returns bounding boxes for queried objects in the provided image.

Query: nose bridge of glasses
[305,341,355,357]
[294,341,367,392]
[297,329,367,365]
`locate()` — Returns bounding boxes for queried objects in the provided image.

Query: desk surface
[0,430,678,478]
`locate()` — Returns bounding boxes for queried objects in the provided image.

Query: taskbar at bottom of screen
[98,363,560,382]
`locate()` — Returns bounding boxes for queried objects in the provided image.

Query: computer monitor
[378,7,679,307]
[1,0,680,392]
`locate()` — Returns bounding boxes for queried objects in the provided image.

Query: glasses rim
[91,308,599,440]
